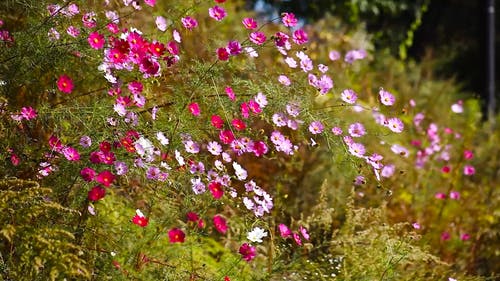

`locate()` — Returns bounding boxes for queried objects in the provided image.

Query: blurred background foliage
[0,0,499,280]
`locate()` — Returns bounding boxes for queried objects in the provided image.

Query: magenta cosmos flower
[213,215,228,234]
[168,228,185,243]
[209,5,226,21]
[181,16,198,30]
[87,31,105,49]
[282,12,298,27]
[239,243,256,262]
[249,31,266,45]
[57,74,74,93]
[242,17,257,29]
[292,29,308,45]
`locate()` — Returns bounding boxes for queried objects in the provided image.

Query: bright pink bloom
[450,191,460,200]
[460,233,470,241]
[166,41,179,55]
[215,0,226,3]
[441,231,451,241]
[379,89,396,106]
[251,140,268,157]
[87,31,105,49]
[10,154,20,166]
[225,86,236,100]
[208,181,224,199]
[217,47,230,61]
[21,107,37,120]
[88,186,106,201]
[242,18,257,29]
[463,150,474,160]
[149,41,166,57]
[181,16,198,30]
[106,23,120,34]
[386,117,404,133]
[144,0,156,7]
[211,115,224,129]
[213,215,228,234]
[293,232,302,245]
[308,121,324,134]
[227,40,242,55]
[435,192,447,199]
[278,224,292,238]
[292,29,308,45]
[249,31,266,45]
[80,167,96,182]
[282,12,298,27]
[132,210,149,227]
[62,146,80,161]
[441,166,451,173]
[239,243,256,262]
[209,5,226,21]
[463,165,475,176]
[299,226,309,240]
[188,102,201,116]
[168,227,186,243]
[57,74,74,93]
[231,119,246,131]
[219,130,235,144]
[96,170,115,187]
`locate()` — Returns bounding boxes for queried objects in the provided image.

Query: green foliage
[0,179,90,280]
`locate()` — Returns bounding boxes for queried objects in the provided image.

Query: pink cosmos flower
[441,231,451,241]
[435,192,447,199]
[217,47,230,61]
[87,31,105,49]
[348,142,366,158]
[132,209,149,227]
[282,12,298,27]
[292,29,308,45]
[208,181,223,199]
[379,89,396,106]
[386,117,404,133]
[80,167,96,182]
[460,233,470,241]
[82,12,97,28]
[278,75,291,86]
[278,224,292,238]
[449,191,460,200]
[441,166,451,173]
[225,86,236,100]
[231,119,246,131]
[219,130,235,144]
[412,222,421,230]
[57,74,74,93]
[155,16,167,31]
[308,121,324,134]
[341,89,358,104]
[331,127,343,135]
[215,0,226,2]
[144,0,156,7]
[213,215,228,234]
[293,232,302,245]
[66,26,80,37]
[106,23,119,34]
[211,115,224,129]
[20,107,37,120]
[188,102,201,116]
[463,150,474,160]
[96,170,115,187]
[463,165,475,176]
[227,40,242,55]
[239,243,256,262]
[181,16,198,30]
[168,228,185,243]
[299,226,309,240]
[329,50,341,61]
[88,185,106,202]
[62,146,80,161]
[348,122,366,137]
[251,140,268,157]
[242,18,257,29]
[209,5,226,21]
[344,49,367,63]
[249,31,266,45]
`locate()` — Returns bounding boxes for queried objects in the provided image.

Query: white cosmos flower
[247,227,268,243]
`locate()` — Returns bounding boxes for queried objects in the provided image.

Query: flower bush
[0,0,498,280]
